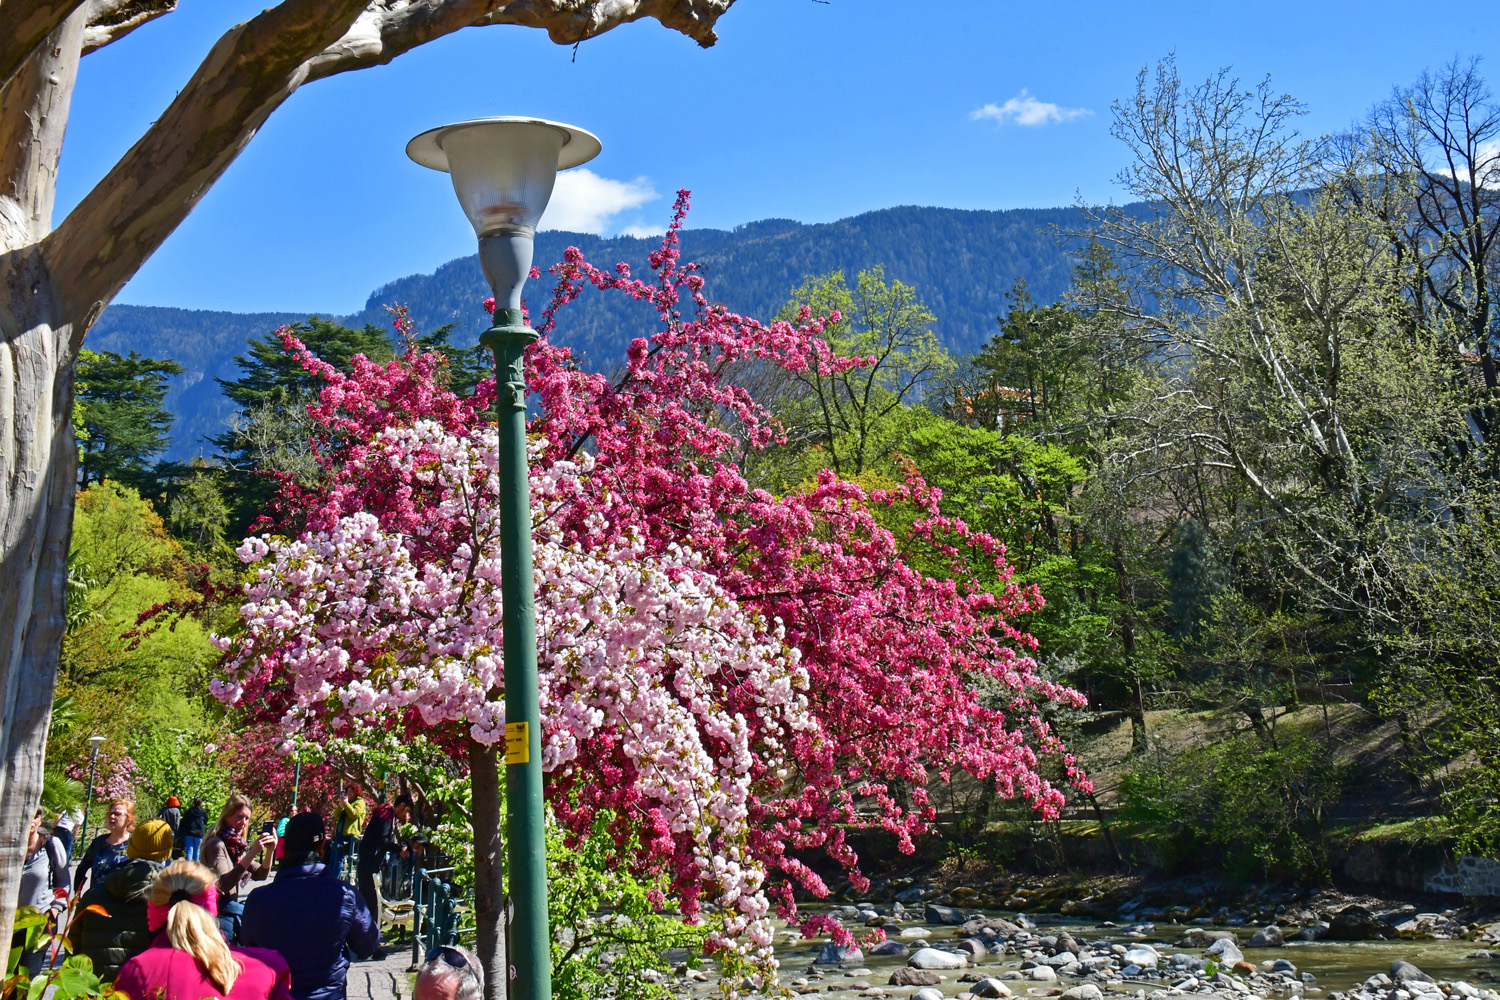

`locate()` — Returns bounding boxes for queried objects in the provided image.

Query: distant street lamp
[81,735,106,839]
[407,116,601,1000]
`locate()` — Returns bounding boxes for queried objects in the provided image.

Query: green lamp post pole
[482,307,547,1000]
[407,116,602,1000]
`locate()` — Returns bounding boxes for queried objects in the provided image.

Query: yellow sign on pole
[505,721,529,764]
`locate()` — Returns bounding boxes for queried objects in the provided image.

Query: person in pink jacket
[112,861,292,1000]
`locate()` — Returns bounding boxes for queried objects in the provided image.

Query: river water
[743,914,1500,997]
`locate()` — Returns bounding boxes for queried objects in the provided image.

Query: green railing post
[410,866,424,973]
[479,308,550,1000]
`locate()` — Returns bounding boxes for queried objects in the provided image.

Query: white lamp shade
[87,735,106,747]
[406,117,602,237]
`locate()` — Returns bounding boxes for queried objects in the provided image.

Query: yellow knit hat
[128,819,174,862]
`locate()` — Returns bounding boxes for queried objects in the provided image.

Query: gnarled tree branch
[81,0,177,54]
[43,0,731,338]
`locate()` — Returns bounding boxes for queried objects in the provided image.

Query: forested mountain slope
[91,203,1103,460]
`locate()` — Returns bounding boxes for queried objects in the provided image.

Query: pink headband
[147,885,219,931]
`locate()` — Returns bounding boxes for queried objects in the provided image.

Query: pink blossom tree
[211,192,1088,981]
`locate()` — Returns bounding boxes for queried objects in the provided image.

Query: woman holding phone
[201,795,275,944]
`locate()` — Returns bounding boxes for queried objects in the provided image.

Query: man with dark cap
[240,813,379,1000]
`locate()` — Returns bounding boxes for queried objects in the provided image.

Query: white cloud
[619,223,665,239]
[970,89,1092,127]
[539,169,657,233]
[1433,138,1500,189]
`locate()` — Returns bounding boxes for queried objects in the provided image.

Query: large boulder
[815,943,863,965]
[1124,945,1160,970]
[890,968,943,987]
[988,918,1023,938]
[869,940,909,957]
[1205,938,1244,965]
[1062,986,1105,1000]
[1027,965,1059,982]
[958,938,989,959]
[1179,928,1238,947]
[1248,925,1284,948]
[972,980,1014,999]
[914,990,945,1000]
[1329,905,1394,940]
[909,948,968,970]
[1392,961,1436,984]
[925,903,966,925]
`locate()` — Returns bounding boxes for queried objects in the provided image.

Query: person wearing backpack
[16,809,69,975]
[157,796,182,855]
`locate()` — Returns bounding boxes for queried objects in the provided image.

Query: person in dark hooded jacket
[70,820,174,981]
[241,813,378,1000]
[178,798,208,861]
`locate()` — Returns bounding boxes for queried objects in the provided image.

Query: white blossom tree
[0,0,732,950]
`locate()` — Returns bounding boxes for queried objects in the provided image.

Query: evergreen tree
[75,349,185,491]
[1165,518,1223,642]
[416,322,492,398]
[212,317,392,530]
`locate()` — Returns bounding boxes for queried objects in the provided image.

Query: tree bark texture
[0,0,732,961]
[468,738,507,1000]
[0,8,86,956]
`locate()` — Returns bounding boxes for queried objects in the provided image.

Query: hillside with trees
[90,204,1106,461]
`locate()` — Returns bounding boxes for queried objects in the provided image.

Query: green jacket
[71,859,160,982]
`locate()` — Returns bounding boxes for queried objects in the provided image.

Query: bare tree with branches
[1082,57,1473,623]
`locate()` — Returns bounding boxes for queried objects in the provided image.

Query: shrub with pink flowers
[210,191,1088,969]
[66,752,140,802]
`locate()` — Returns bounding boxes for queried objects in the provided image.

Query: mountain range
[89,203,1105,462]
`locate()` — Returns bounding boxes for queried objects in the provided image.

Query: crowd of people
[13,783,476,1000]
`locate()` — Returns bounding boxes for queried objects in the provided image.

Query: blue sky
[59,1,1499,315]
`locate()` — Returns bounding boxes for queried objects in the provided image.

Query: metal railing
[407,865,473,971]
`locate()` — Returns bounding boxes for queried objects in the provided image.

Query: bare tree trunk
[0,9,85,956]
[469,738,507,1000]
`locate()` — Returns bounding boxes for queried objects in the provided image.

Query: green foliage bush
[1118,731,1345,881]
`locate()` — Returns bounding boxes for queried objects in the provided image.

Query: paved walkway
[345,950,416,1000]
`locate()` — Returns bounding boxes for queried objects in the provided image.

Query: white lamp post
[407,117,600,1000]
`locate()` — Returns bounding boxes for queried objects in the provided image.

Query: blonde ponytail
[149,861,242,994]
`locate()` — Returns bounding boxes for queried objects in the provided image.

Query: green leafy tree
[54,483,219,760]
[751,267,954,487]
[74,349,184,491]
[1377,496,1500,855]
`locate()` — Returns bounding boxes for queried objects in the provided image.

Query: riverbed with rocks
[651,887,1500,1000]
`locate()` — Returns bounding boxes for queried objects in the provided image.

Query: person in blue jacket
[239,813,379,1000]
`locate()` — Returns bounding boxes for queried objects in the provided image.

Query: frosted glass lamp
[407,117,601,311]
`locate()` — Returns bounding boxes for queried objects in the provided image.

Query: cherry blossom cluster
[214,421,812,953]
[66,753,141,802]
[211,189,1089,959]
